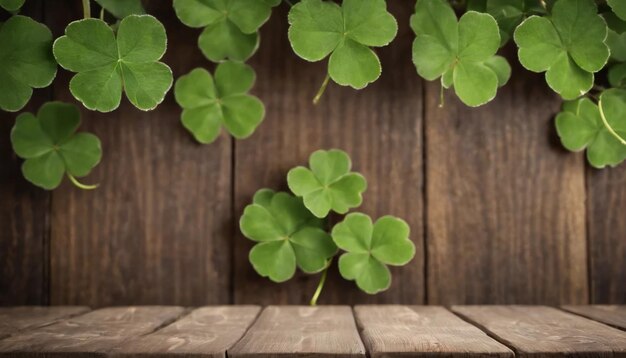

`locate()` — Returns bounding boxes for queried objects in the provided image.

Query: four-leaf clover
[514,0,609,100]
[10,102,102,190]
[174,62,265,144]
[288,0,398,89]
[53,15,173,112]
[411,0,511,107]
[0,15,57,112]
[240,189,337,282]
[332,213,415,294]
[288,149,366,218]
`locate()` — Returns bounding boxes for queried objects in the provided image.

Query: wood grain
[0,306,184,357]
[46,1,233,306]
[228,306,366,357]
[111,306,260,358]
[425,54,588,305]
[452,305,626,357]
[562,305,626,330]
[0,306,89,339]
[354,305,513,357]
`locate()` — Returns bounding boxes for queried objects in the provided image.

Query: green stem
[100,7,105,21]
[438,83,445,108]
[67,173,99,190]
[309,259,332,306]
[82,0,91,18]
[284,0,294,6]
[313,74,330,105]
[598,98,626,146]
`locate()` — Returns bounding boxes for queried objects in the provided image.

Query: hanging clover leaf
[0,15,57,112]
[287,149,366,218]
[94,0,145,19]
[514,0,609,100]
[53,15,172,112]
[411,0,510,107]
[173,0,279,62]
[240,189,337,282]
[332,213,415,294]
[174,63,264,144]
[10,102,102,190]
[0,0,24,11]
[608,0,626,22]
[288,0,397,91]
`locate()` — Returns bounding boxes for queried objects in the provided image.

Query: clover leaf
[174,62,264,144]
[467,0,545,46]
[332,213,414,294]
[411,0,510,107]
[514,0,609,100]
[0,15,57,112]
[287,149,366,218]
[240,189,337,282]
[10,102,102,190]
[608,0,626,22]
[288,0,397,89]
[609,63,626,88]
[173,0,279,62]
[556,96,626,168]
[53,15,172,112]
[0,0,24,12]
[95,0,145,19]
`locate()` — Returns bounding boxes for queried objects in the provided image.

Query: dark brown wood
[562,305,626,330]
[425,57,588,305]
[0,306,89,339]
[234,0,424,305]
[354,305,513,357]
[228,306,366,357]
[0,306,184,357]
[45,2,233,306]
[111,306,260,358]
[587,167,626,304]
[452,305,626,357]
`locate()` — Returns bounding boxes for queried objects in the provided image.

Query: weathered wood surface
[354,305,513,357]
[0,306,89,339]
[452,305,626,357]
[111,306,260,358]
[0,306,184,357]
[228,306,366,357]
[562,305,626,330]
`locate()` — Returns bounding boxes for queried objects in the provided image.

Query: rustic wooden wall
[0,0,624,306]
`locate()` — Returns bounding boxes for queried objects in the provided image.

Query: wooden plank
[452,305,626,357]
[228,306,366,357]
[45,2,232,306]
[0,306,90,339]
[111,306,260,358]
[0,306,184,357]
[235,0,424,305]
[425,58,588,304]
[354,305,513,357]
[587,167,626,304]
[562,305,626,330]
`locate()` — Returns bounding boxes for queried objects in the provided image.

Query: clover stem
[82,0,91,18]
[100,7,105,21]
[313,74,330,105]
[284,0,294,7]
[438,83,445,108]
[598,98,626,146]
[67,173,99,190]
[309,258,332,306]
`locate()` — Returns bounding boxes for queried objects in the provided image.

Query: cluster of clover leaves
[239,149,416,304]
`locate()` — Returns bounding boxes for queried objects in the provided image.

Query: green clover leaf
[0,0,25,12]
[556,96,626,168]
[240,189,337,282]
[514,0,609,100]
[288,0,398,89]
[173,0,279,62]
[411,0,510,107]
[95,0,145,19]
[467,0,545,46]
[287,149,366,218]
[332,213,415,294]
[0,15,57,112]
[608,0,626,22]
[174,62,265,144]
[10,102,102,190]
[53,15,173,112]
[609,63,626,88]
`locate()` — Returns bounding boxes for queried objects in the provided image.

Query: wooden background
[1,1,624,307]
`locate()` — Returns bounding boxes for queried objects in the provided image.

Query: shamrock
[10,102,102,190]
[240,189,337,282]
[288,0,397,89]
[467,0,545,46]
[95,0,145,19]
[411,0,511,107]
[608,0,626,22]
[332,213,414,294]
[172,0,279,62]
[53,15,173,112]
[174,62,264,144]
[0,16,57,112]
[0,0,24,12]
[287,149,366,218]
[556,96,626,168]
[514,0,609,100]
